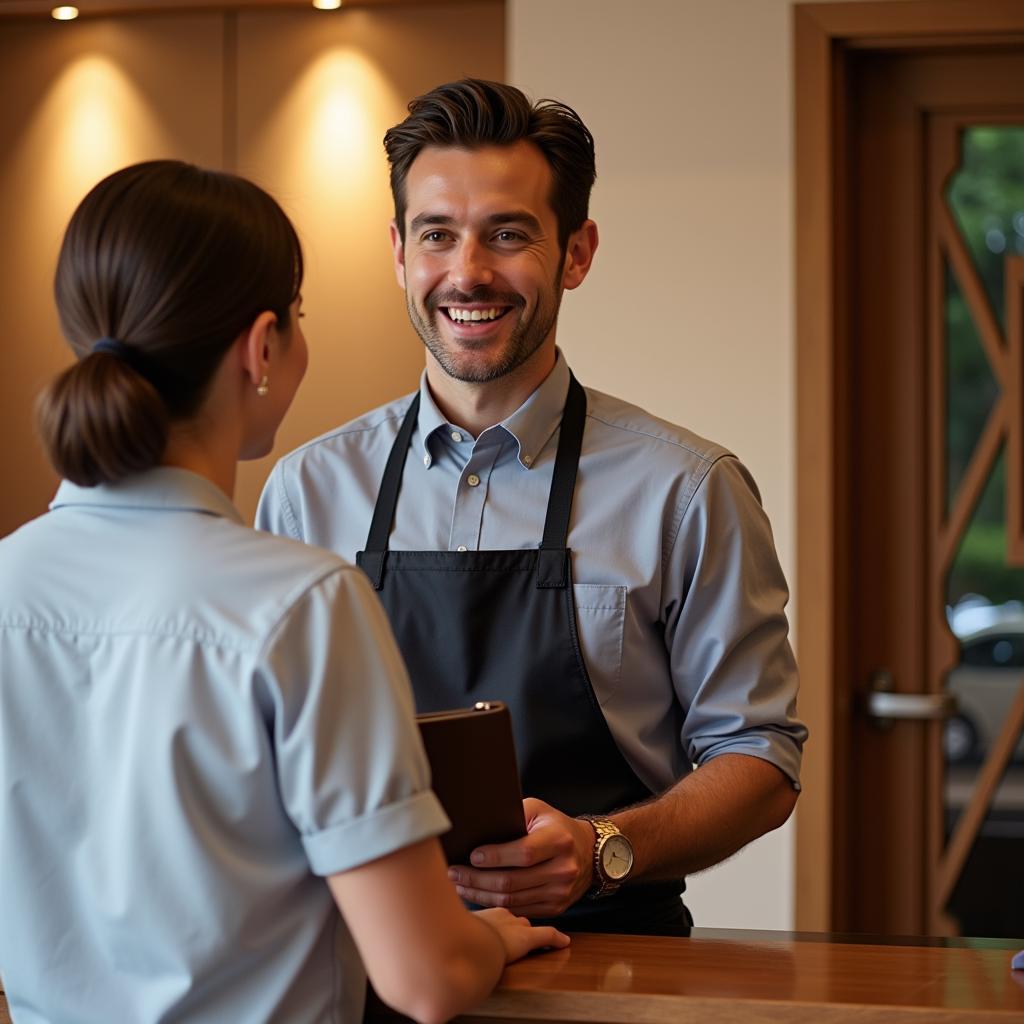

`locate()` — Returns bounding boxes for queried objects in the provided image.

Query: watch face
[601,835,634,881]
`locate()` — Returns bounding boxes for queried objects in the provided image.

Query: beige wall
[510,0,803,930]
[509,0,908,936]
[0,3,503,536]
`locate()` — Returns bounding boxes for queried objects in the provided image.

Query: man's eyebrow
[408,211,546,235]
[409,213,455,234]
[485,211,544,233]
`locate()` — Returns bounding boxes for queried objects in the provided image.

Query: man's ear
[390,220,407,290]
[561,220,599,291]
[238,310,278,387]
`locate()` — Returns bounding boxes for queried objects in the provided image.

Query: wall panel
[0,14,225,537]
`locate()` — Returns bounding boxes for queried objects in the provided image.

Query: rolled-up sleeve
[257,566,450,875]
[664,456,807,787]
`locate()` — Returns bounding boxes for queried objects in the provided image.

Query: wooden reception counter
[2,928,1022,1022]
[368,928,1024,1023]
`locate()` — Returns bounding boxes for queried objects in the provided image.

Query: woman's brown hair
[37,159,303,486]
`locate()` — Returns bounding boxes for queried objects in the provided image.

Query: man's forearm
[613,753,799,883]
[446,753,798,916]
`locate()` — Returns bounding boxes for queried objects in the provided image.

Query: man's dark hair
[383,78,596,251]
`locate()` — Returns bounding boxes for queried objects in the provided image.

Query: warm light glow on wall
[51,6,79,19]
[312,0,343,9]
[55,58,146,191]
[266,48,392,201]
[18,54,160,249]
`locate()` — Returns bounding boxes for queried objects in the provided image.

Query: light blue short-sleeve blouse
[0,467,449,1023]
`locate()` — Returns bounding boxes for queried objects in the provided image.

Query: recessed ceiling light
[312,0,343,9]
[51,5,79,19]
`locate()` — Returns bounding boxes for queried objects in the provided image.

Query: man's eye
[422,231,449,243]
[495,230,524,243]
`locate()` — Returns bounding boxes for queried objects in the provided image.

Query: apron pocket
[571,584,627,705]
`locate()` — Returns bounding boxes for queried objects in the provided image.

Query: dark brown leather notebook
[416,701,526,865]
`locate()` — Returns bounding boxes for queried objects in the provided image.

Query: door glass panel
[944,260,1000,515]
[943,446,1024,936]
[946,125,1024,333]
[940,123,1024,939]
[942,450,1024,847]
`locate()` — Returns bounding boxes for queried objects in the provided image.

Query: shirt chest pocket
[571,584,627,706]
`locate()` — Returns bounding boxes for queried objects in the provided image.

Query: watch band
[580,815,630,899]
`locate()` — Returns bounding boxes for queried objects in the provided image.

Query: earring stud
[256,375,269,397]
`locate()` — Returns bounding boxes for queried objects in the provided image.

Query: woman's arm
[328,837,568,1024]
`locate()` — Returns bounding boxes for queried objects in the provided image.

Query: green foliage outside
[947,126,1024,326]
[950,514,1024,607]
[945,127,1024,611]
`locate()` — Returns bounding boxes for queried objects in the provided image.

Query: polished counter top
[3,928,1022,1022]
[372,928,1024,1023]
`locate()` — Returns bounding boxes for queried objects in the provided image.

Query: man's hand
[448,798,596,917]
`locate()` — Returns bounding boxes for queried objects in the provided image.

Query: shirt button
[456,545,468,552]
[451,430,463,443]
[522,454,533,466]
[423,454,432,467]
[467,474,480,487]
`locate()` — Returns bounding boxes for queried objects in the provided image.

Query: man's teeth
[446,307,504,322]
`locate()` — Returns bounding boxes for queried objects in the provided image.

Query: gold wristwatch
[580,815,634,898]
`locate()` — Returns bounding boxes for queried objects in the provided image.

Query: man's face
[392,141,568,384]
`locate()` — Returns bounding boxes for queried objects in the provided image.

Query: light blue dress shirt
[0,467,449,1024]
[258,354,807,796]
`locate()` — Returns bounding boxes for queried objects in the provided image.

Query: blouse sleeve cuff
[301,789,451,876]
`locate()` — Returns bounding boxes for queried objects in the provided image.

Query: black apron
[357,374,690,935]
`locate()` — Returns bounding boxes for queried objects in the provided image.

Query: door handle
[866,670,958,726]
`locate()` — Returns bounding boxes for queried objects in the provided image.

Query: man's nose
[448,240,493,292]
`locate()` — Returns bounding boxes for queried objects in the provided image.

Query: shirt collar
[49,466,244,524]
[416,350,571,471]
[416,376,453,462]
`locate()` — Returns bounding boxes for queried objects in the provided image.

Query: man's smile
[428,299,521,341]
[442,306,512,323]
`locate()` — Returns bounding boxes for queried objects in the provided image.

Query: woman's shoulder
[209,515,358,611]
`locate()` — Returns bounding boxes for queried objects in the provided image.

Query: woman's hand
[472,907,570,961]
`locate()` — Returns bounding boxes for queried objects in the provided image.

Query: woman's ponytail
[35,350,169,486]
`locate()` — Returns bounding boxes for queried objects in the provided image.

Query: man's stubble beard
[405,265,564,384]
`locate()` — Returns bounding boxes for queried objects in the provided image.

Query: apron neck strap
[361,392,420,588]
[537,373,586,588]
[361,374,588,591]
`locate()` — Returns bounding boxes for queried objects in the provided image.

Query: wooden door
[796,2,1024,938]
[845,47,1024,937]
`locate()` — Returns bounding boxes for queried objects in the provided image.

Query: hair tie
[90,336,164,391]
[92,337,134,360]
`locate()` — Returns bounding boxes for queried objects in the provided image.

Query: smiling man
[257,79,807,935]
[401,144,561,390]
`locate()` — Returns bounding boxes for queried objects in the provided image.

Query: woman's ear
[237,311,278,387]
